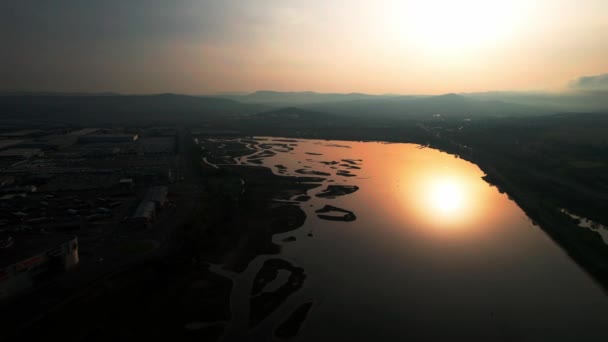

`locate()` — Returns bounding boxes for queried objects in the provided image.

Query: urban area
[0,125,181,303]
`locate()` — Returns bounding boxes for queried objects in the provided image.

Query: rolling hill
[304,93,550,120]
[0,94,265,124]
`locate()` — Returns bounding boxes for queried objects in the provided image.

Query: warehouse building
[0,148,43,160]
[145,186,168,209]
[130,186,168,228]
[0,140,25,151]
[78,134,139,144]
[0,235,79,301]
[131,201,156,228]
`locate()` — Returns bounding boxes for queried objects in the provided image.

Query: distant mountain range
[253,107,337,121]
[460,91,608,112]
[220,90,387,105]
[0,93,265,124]
[221,90,608,114]
[220,90,608,118]
[298,93,552,120]
[0,91,123,97]
[1,90,606,125]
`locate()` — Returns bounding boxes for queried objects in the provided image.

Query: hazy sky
[1,0,607,94]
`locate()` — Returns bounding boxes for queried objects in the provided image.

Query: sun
[387,0,525,52]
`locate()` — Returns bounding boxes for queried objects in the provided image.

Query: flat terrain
[2,109,607,341]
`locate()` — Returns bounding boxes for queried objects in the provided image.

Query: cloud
[570,74,608,92]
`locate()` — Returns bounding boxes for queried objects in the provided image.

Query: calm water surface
[213,137,608,341]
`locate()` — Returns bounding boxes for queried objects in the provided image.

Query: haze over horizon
[2,0,608,95]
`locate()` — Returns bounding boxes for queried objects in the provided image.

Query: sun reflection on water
[395,153,493,232]
[291,140,507,236]
[427,179,466,215]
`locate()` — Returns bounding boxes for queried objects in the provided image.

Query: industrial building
[68,128,99,136]
[130,186,168,227]
[138,137,177,155]
[0,235,79,301]
[145,186,168,209]
[78,134,139,144]
[0,176,16,187]
[0,130,45,139]
[0,148,43,160]
[0,140,25,151]
[131,201,156,227]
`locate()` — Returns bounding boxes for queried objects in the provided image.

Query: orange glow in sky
[2,0,607,94]
[188,0,608,94]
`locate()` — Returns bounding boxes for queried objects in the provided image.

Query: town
[0,125,180,305]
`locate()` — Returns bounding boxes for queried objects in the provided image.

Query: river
[205,137,608,341]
